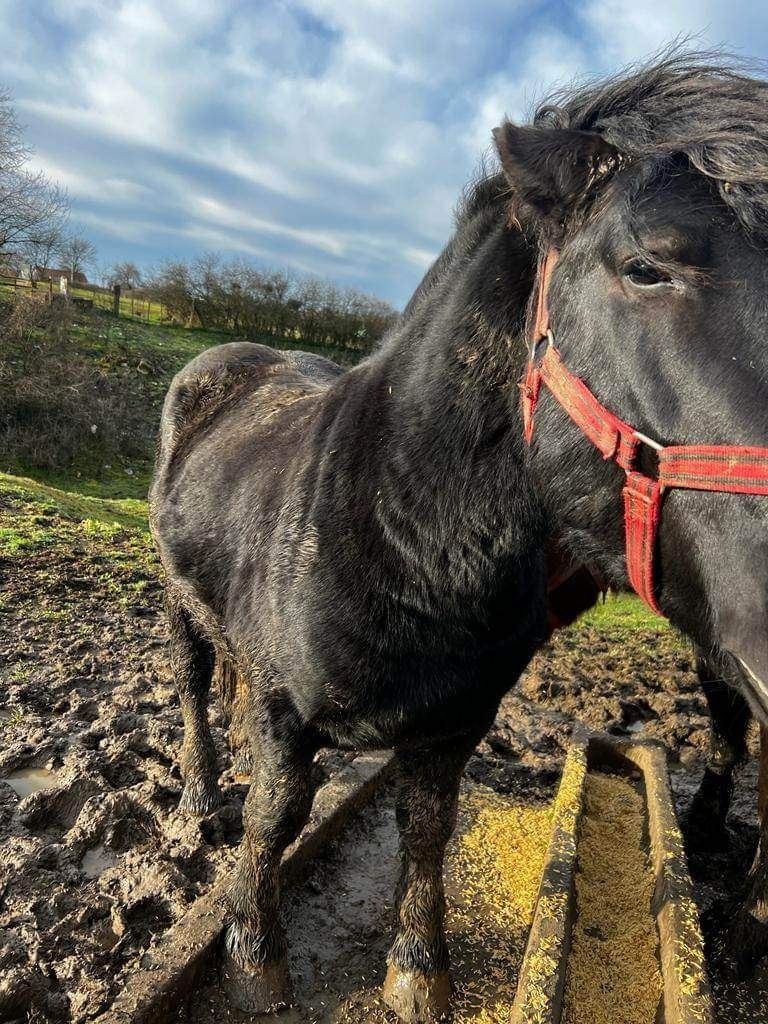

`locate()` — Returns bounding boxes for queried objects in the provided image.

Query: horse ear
[493,121,624,232]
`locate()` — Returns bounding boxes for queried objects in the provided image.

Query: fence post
[112,284,121,316]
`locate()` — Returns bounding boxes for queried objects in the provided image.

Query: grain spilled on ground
[450,788,554,1023]
[563,772,662,1024]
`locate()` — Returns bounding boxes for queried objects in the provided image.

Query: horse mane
[406,49,768,326]
[455,48,768,242]
[536,48,768,238]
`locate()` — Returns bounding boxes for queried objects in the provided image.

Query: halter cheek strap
[522,248,768,615]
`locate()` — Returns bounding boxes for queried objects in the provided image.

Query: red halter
[522,248,768,615]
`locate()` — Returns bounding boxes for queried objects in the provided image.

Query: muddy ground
[0,510,764,1022]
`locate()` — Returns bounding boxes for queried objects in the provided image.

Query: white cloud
[4,0,768,305]
[581,0,768,65]
[31,153,151,203]
[464,31,589,155]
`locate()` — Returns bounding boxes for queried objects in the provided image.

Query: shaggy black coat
[150,50,768,1010]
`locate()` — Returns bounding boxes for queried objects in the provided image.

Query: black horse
[150,53,768,1020]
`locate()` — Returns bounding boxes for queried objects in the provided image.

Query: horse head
[495,56,768,716]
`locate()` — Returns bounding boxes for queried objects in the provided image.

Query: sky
[2,1,768,308]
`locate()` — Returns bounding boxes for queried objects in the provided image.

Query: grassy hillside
[0,303,365,612]
[2,302,360,498]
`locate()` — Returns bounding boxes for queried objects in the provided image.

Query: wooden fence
[0,275,169,324]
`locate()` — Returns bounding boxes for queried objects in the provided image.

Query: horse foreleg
[221,696,318,1013]
[166,589,221,815]
[714,726,768,977]
[685,651,750,851]
[383,733,477,1023]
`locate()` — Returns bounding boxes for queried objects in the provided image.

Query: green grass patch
[0,471,149,534]
[0,469,158,609]
[577,592,670,636]
[4,304,360,491]
[0,524,57,556]
[0,707,25,729]
[6,663,31,684]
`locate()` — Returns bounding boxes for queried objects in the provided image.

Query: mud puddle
[2,766,58,798]
[80,844,119,879]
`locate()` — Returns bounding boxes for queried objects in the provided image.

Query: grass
[4,303,361,493]
[1,299,371,623]
[0,469,157,614]
[66,307,235,368]
[0,472,149,532]
[69,284,169,323]
[1,707,25,728]
[577,591,670,636]
[0,277,170,324]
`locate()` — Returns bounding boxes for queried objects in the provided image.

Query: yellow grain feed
[563,772,663,1024]
[449,789,554,1024]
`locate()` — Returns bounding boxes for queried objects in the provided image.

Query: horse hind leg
[166,589,221,815]
[711,725,768,979]
[221,693,319,1013]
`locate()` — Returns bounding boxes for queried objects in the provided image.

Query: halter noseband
[522,248,768,615]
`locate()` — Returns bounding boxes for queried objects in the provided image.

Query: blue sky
[3,1,768,307]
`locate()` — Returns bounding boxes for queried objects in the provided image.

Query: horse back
[154,342,343,465]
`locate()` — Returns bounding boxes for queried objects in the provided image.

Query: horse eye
[623,260,671,288]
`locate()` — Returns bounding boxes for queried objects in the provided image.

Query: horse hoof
[382,966,452,1022]
[713,910,768,979]
[178,777,221,816]
[221,953,293,1013]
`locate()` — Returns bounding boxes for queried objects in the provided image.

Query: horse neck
[357,216,542,604]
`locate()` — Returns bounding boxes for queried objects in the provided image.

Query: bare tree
[57,234,97,283]
[145,254,397,349]
[21,221,66,286]
[106,261,142,289]
[0,90,69,260]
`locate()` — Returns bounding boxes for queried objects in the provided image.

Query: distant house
[34,266,88,286]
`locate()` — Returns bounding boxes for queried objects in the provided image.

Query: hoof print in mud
[382,966,452,1023]
[220,954,293,1014]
